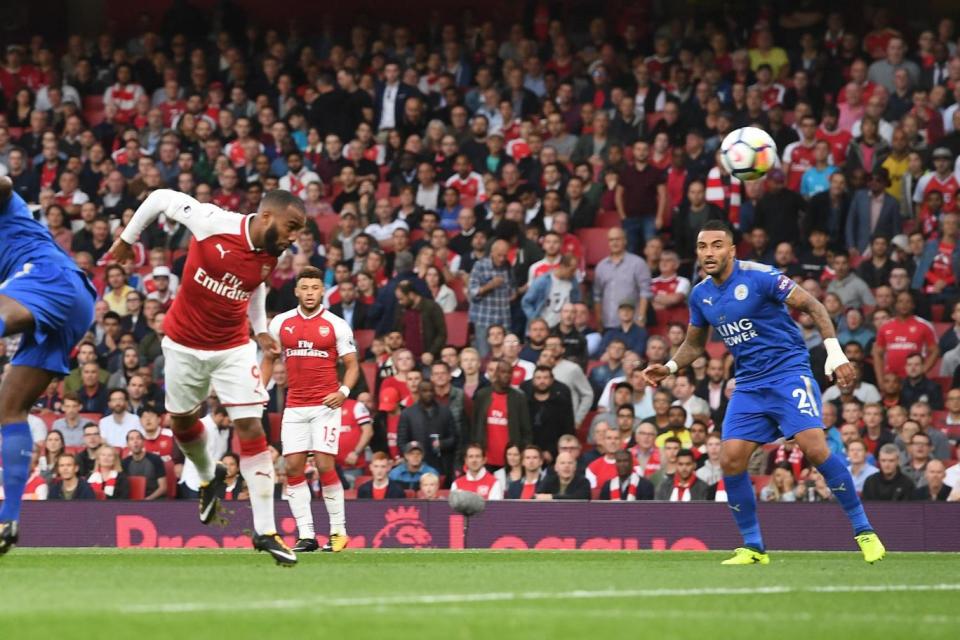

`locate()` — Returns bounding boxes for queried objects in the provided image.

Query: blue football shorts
[0,262,96,374]
[722,372,824,443]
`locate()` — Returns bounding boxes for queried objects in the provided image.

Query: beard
[263,225,285,256]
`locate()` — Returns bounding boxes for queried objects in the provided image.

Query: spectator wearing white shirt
[277,151,321,200]
[98,389,144,447]
[415,162,440,210]
[671,374,710,427]
[364,198,409,243]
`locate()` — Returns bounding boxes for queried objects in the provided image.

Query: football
[719,126,778,181]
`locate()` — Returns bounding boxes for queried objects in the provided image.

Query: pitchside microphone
[448,490,486,517]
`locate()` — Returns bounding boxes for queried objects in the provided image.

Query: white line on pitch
[121,583,960,614]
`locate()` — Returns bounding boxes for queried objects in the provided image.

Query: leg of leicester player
[0,177,96,553]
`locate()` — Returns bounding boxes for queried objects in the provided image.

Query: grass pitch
[0,549,957,640]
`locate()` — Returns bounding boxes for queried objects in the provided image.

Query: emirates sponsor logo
[192,267,252,301]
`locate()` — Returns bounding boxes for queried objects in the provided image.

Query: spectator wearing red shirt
[356,452,406,499]
[585,428,621,490]
[598,449,655,500]
[467,360,532,469]
[504,445,547,499]
[211,167,243,212]
[782,115,819,192]
[450,444,504,500]
[103,63,145,125]
[873,290,939,381]
[913,148,960,213]
[139,408,175,463]
[913,212,960,299]
[816,104,853,165]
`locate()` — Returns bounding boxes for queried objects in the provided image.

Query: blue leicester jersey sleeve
[0,191,79,281]
[688,260,812,389]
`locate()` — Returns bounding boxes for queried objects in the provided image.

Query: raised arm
[640,324,707,387]
[784,285,855,386]
[110,189,203,261]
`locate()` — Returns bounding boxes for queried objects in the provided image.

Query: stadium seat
[594,211,621,228]
[343,489,358,500]
[38,412,57,431]
[375,182,390,199]
[128,476,147,500]
[79,412,102,424]
[354,329,375,356]
[445,311,469,347]
[164,460,178,499]
[577,410,597,443]
[932,410,948,428]
[361,361,377,393]
[404,489,417,498]
[645,112,665,131]
[704,342,727,360]
[934,322,952,337]
[267,413,282,443]
[576,228,609,267]
[752,475,771,496]
[932,304,946,322]
[436,490,450,498]
[354,475,373,489]
[943,425,960,441]
[933,377,952,396]
[656,306,690,326]
[314,214,341,244]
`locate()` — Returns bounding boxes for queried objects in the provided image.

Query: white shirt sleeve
[487,479,504,500]
[354,402,371,424]
[267,312,284,343]
[335,316,357,357]
[121,189,234,244]
[248,283,268,335]
[913,173,932,204]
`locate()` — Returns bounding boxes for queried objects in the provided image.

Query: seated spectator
[836,309,875,351]
[796,467,835,502]
[846,440,879,493]
[52,392,95,447]
[799,140,837,198]
[654,449,710,501]
[98,388,144,447]
[47,455,96,500]
[388,441,440,491]
[907,402,952,461]
[588,339,626,397]
[911,212,960,300]
[356,452,406,500]
[826,252,875,309]
[521,254,581,329]
[219,453,247,501]
[535,451,591,500]
[901,431,933,488]
[87,446,129,500]
[450,444,503,500]
[822,363,880,405]
[670,374,710,426]
[760,462,800,502]
[696,432,723,486]
[505,445,547,499]
[500,334,536,387]
[75,423,102,477]
[598,450,654,501]
[77,362,109,415]
[121,430,167,500]
[856,236,895,289]
[914,459,952,501]
[900,353,944,410]
[585,428,621,490]
[417,473,442,500]
[650,251,691,316]
[862,443,916,500]
[598,302,648,357]
[656,406,693,448]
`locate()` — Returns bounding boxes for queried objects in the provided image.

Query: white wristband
[665,360,679,374]
[339,385,351,397]
[823,338,845,360]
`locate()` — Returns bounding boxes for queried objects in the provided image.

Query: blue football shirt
[0,191,80,281]
[688,260,811,389]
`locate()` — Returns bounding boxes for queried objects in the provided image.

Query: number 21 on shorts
[791,376,820,418]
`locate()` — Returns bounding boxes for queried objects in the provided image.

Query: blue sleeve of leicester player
[688,288,707,328]
[757,268,796,305]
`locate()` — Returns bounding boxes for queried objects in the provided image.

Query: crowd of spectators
[2,2,960,505]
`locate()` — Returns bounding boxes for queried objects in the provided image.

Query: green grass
[0,549,958,640]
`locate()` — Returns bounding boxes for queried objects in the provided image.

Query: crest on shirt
[319,325,331,337]
[734,284,749,301]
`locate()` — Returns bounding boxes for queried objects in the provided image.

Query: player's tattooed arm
[785,286,837,340]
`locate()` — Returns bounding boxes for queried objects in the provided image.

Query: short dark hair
[676,449,696,462]
[616,403,635,417]
[534,365,554,376]
[700,219,734,241]
[103,311,122,323]
[261,188,306,214]
[296,267,325,284]
[109,388,129,401]
[465,443,486,456]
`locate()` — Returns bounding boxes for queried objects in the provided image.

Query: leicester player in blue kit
[642,220,885,565]
[0,176,97,553]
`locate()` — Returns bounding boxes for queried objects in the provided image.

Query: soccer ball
[719,127,778,181]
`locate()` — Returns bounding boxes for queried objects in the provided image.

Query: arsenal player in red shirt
[265,266,360,554]
[872,290,939,381]
[110,188,306,566]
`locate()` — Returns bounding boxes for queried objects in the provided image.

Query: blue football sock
[817,453,873,535]
[0,422,33,522]
[724,472,765,552]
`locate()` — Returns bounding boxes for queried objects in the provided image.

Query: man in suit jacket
[392,280,446,360]
[467,360,532,461]
[374,62,421,133]
[845,168,900,255]
[397,380,458,475]
[329,280,370,330]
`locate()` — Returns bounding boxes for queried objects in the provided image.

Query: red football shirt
[485,392,510,466]
[335,400,372,468]
[875,316,937,377]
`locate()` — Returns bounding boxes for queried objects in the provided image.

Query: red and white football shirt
[781,140,818,192]
[914,173,960,213]
[445,171,486,200]
[527,256,560,283]
[268,306,357,407]
[335,399,372,468]
[816,127,852,165]
[120,190,277,351]
[450,468,503,499]
[143,428,176,462]
[585,455,618,489]
[651,273,691,299]
[874,315,937,378]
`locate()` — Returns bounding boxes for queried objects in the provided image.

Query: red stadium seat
[354,475,373,489]
[932,304,946,322]
[344,489,358,500]
[127,476,147,500]
[354,329,375,355]
[656,306,690,326]
[267,413,282,443]
[375,181,391,199]
[404,489,417,498]
[752,474,771,496]
[164,460,178,499]
[445,311,469,347]
[79,412,102,424]
[576,228,610,268]
[577,410,597,443]
[943,425,960,441]
[64,446,85,456]
[436,490,450,498]
[314,214,341,244]
[361,361,377,393]
[645,112,665,131]
[933,377,953,396]
[38,412,58,431]
[594,211,621,228]
[704,342,727,360]
[934,322,952,337]
[932,410,948,429]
